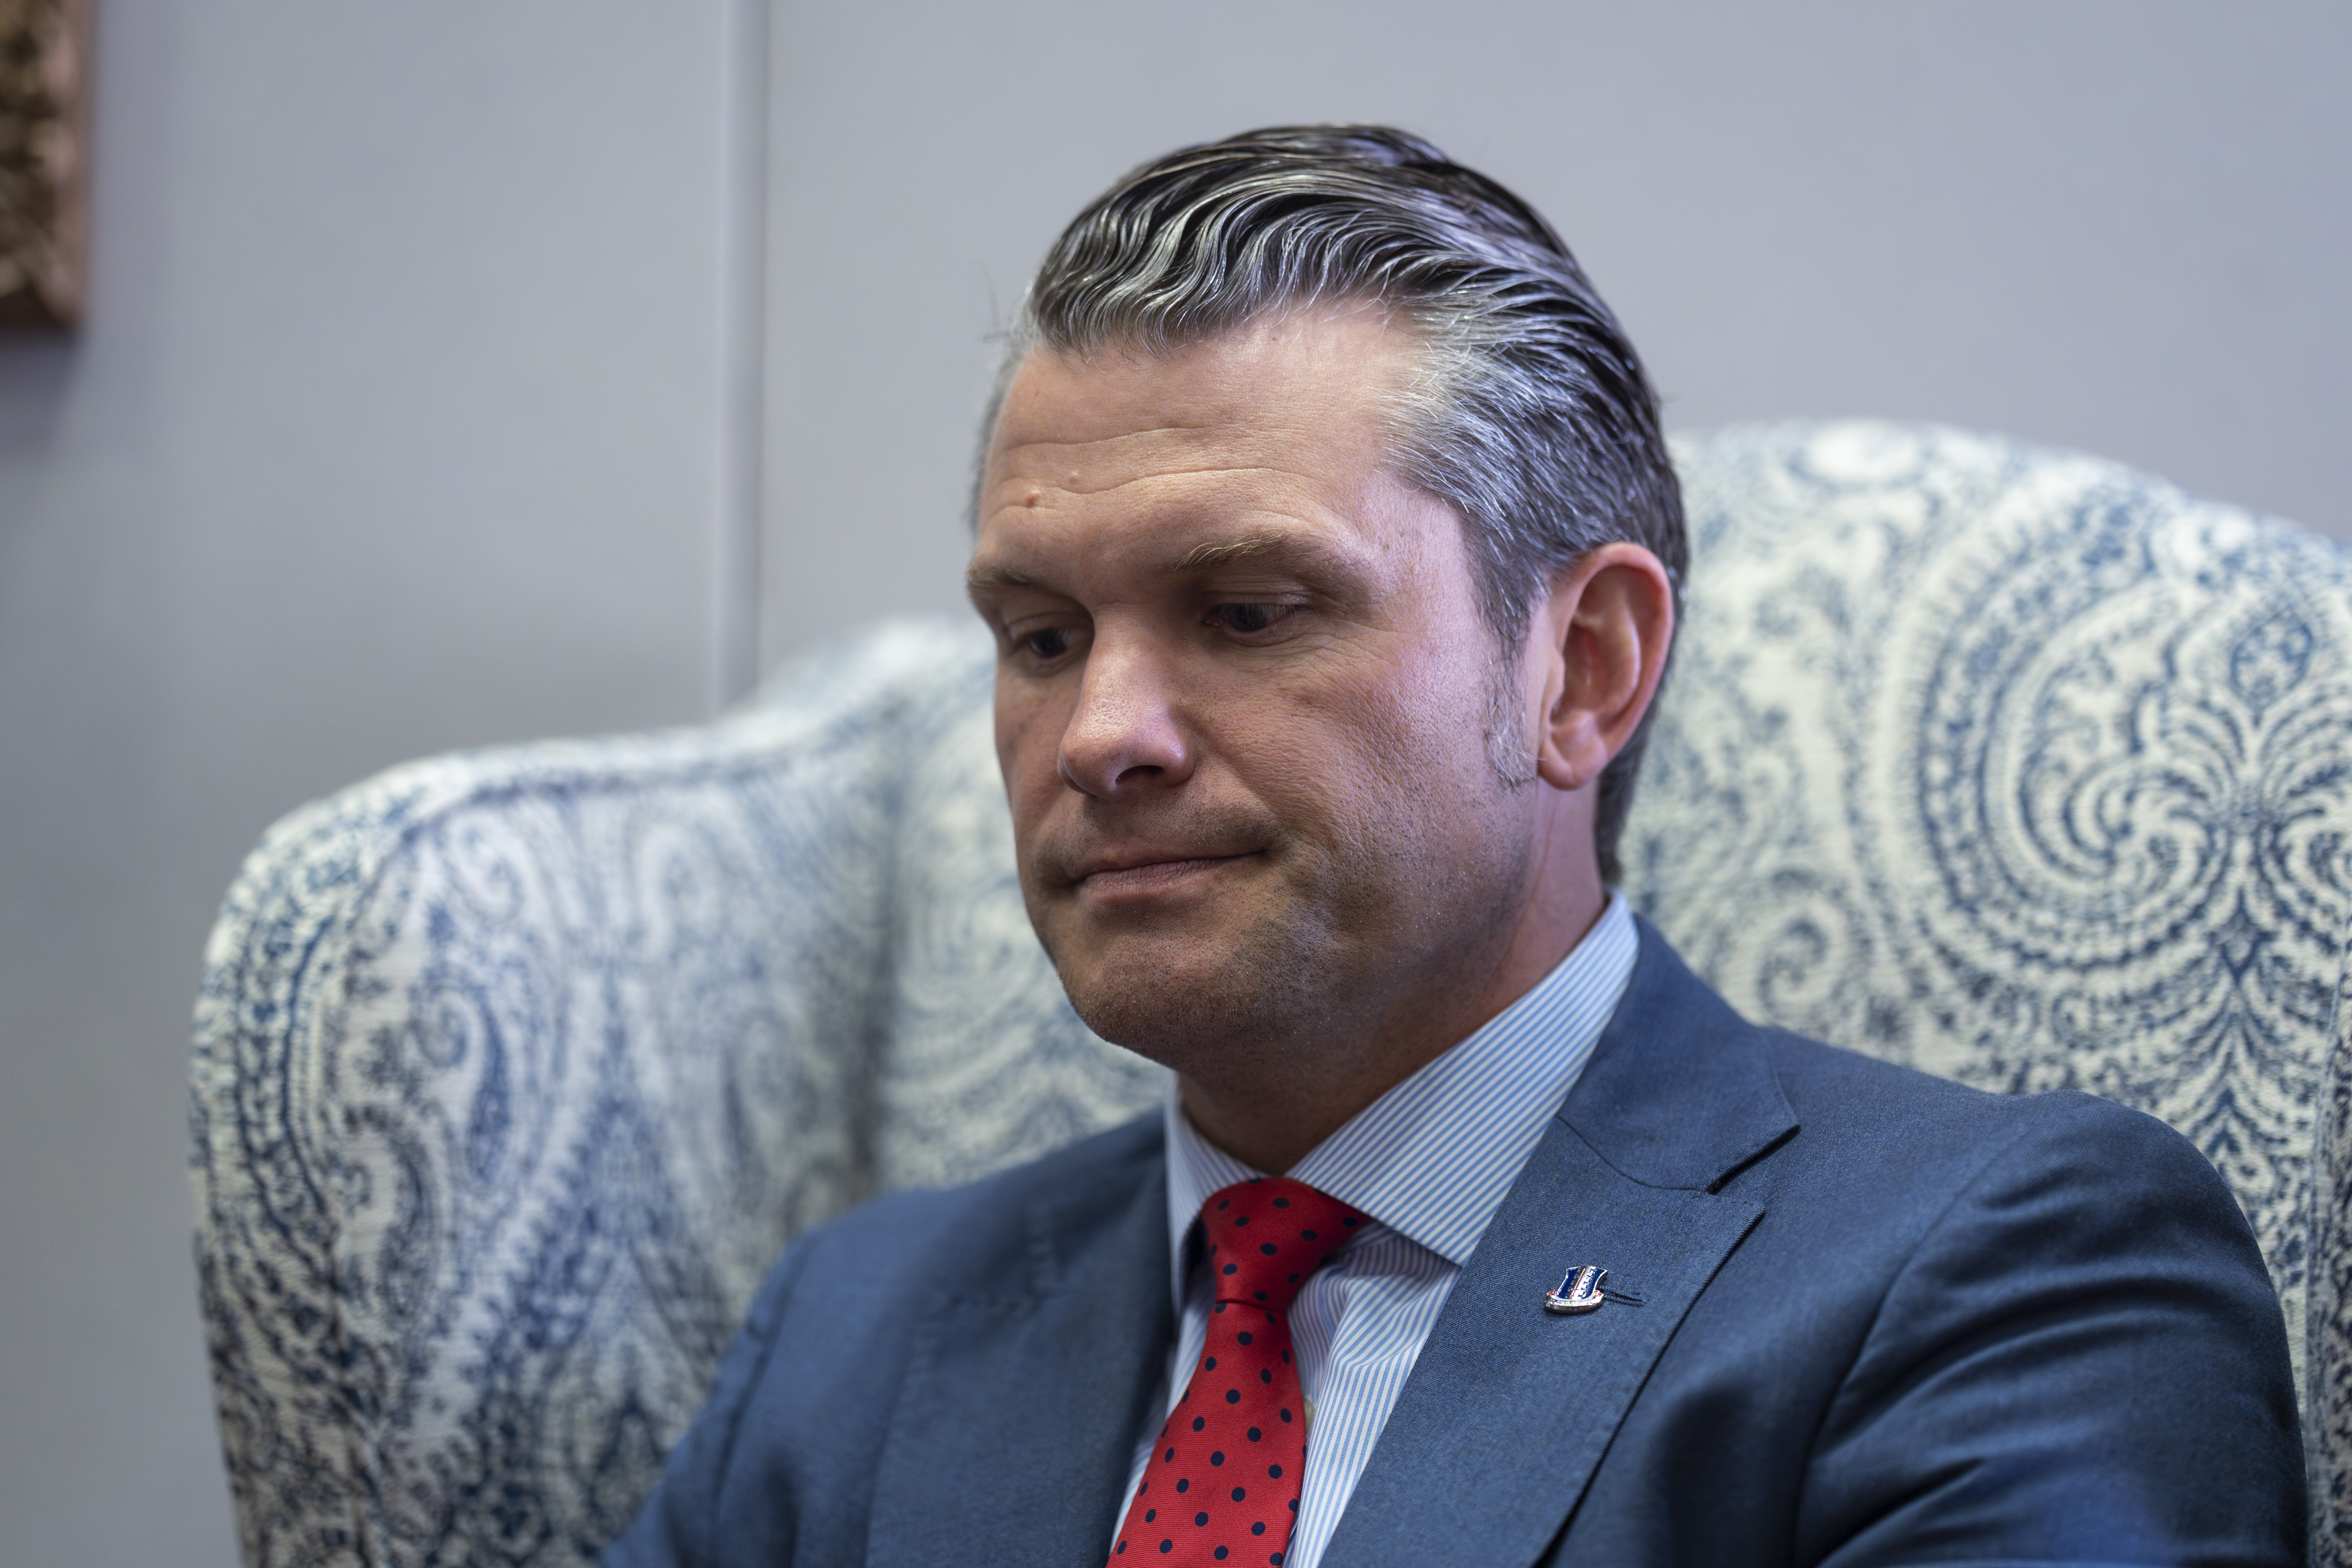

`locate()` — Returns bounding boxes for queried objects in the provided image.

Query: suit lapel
[867,1148,1174,1568]
[1321,923,1797,1568]
[1318,1117,1765,1567]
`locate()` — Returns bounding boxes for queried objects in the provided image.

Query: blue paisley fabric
[189,422,2352,1566]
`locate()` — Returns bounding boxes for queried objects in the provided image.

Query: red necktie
[1108,1177,1366,1565]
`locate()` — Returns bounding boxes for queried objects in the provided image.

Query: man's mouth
[1069,851,1259,896]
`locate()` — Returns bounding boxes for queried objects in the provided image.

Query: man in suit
[609,126,2304,1566]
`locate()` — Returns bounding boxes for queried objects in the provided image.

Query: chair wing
[193,623,960,1567]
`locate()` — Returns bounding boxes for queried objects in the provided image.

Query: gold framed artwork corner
[0,0,88,329]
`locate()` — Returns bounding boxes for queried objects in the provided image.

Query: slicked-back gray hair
[982,124,1685,885]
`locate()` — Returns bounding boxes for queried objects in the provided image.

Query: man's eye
[1019,627,1074,660]
[1211,603,1288,635]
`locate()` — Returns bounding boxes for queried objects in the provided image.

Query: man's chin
[1048,929,1315,1065]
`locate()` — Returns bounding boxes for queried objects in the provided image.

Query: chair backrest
[191,421,2352,1567]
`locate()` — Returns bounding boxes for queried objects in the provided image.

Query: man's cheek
[995,706,1064,813]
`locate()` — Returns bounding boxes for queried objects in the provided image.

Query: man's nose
[1057,637,1194,798]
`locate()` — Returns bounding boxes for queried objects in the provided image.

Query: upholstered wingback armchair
[191,422,2352,1567]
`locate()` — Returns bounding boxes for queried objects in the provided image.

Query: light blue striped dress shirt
[1114,892,1640,1568]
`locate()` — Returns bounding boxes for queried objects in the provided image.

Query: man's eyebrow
[1172,534,1289,572]
[969,533,1343,590]
[964,562,1035,591]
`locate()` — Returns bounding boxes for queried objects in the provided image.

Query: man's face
[968,307,1540,1083]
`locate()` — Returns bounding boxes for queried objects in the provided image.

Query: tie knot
[1197,1177,1365,1311]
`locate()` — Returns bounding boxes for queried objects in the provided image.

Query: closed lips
[1076,851,1256,884]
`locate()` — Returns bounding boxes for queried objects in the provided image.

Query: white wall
[761,0,2352,666]
[0,4,755,1561]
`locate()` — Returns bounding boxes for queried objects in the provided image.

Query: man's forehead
[984,413,1269,491]
[988,309,1419,459]
[968,310,1440,592]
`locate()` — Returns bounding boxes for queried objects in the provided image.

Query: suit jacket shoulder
[803,1111,1166,1305]
[1324,924,2303,1567]
[605,1114,1172,1568]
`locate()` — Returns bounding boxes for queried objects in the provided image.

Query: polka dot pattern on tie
[1106,1178,1364,1567]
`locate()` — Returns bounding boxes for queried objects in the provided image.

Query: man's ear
[1528,543,1677,794]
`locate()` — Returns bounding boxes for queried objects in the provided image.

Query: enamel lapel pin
[1543,1265,1644,1315]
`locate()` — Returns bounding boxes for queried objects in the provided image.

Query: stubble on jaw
[1025,737,1539,1102]
[1044,887,1347,1088]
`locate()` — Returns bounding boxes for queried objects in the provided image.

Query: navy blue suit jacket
[609,923,2304,1566]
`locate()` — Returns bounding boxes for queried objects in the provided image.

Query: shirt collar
[1162,892,1640,1301]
